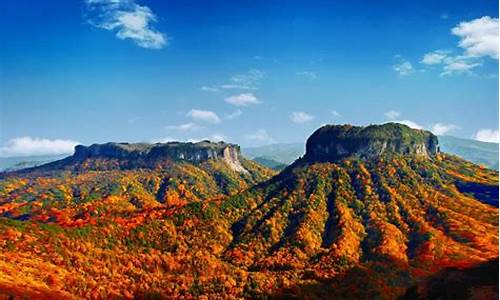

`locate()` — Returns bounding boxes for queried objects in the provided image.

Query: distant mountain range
[0,154,68,172]
[242,135,499,170]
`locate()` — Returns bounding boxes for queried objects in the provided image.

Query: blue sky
[0,0,498,156]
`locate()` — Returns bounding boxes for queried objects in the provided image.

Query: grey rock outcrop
[304,123,439,163]
[43,141,248,172]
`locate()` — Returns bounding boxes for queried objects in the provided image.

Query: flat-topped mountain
[14,140,248,173]
[304,123,439,163]
[74,141,239,162]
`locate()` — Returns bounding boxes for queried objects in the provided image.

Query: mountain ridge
[0,123,497,299]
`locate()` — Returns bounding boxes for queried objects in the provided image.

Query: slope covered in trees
[0,124,497,299]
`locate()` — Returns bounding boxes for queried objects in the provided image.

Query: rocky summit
[304,123,439,163]
[17,140,248,173]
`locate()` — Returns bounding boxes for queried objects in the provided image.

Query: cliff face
[58,141,247,172]
[304,123,439,162]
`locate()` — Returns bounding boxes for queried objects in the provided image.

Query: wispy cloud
[296,71,318,80]
[291,112,314,124]
[440,56,481,76]
[474,129,499,143]
[420,16,498,76]
[390,120,459,136]
[384,110,401,120]
[421,50,450,65]
[200,86,219,92]
[225,109,242,120]
[331,110,341,118]
[245,129,275,144]
[165,122,200,132]
[0,137,80,157]
[430,123,459,135]
[202,70,265,92]
[85,0,167,49]
[225,93,260,106]
[230,69,265,87]
[393,57,414,76]
[391,120,423,129]
[421,50,482,76]
[186,109,221,123]
[207,133,228,142]
[151,136,175,143]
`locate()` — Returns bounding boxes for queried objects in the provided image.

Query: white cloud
[421,50,449,65]
[291,112,314,123]
[296,71,318,80]
[474,129,499,143]
[440,56,481,76]
[384,110,401,120]
[225,93,260,106]
[393,59,414,76]
[391,120,423,129]
[201,69,264,92]
[201,86,219,92]
[440,13,449,20]
[219,84,258,90]
[165,122,200,132]
[390,120,459,135]
[151,136,175,143]
[245,129,275,144]
[85,0,167,49]
[186,109,221,123]
[421,51,482,76]
[420,16,498,77]
[452,16,499,59]
[331,110,341,117]
[0,137,80,157]
[225,109,242,120]
[208,133,228,142]
[430,123,459,135]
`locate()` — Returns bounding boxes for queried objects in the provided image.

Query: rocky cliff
[22,141,248,173]
[73,141,247,172]
[304,123,439,162]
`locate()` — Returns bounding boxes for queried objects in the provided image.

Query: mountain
[0,141,275,222]
[242,135,499,170]
[0,124,497,299]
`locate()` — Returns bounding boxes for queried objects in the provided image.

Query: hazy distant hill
[243,136,499,170]
[439,135,498,170]
[242,143,304,165]
[0,154,68,171]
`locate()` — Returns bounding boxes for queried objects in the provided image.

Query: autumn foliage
[0,153,497,299]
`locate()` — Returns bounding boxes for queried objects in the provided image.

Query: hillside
[0,124,497,299]
[0,141,275,225]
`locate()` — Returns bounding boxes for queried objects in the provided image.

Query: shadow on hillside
[455,181,499,207]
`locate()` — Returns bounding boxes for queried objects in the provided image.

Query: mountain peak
[74,140,238,162]
[304,123,439,162]
[20,140,249,173]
